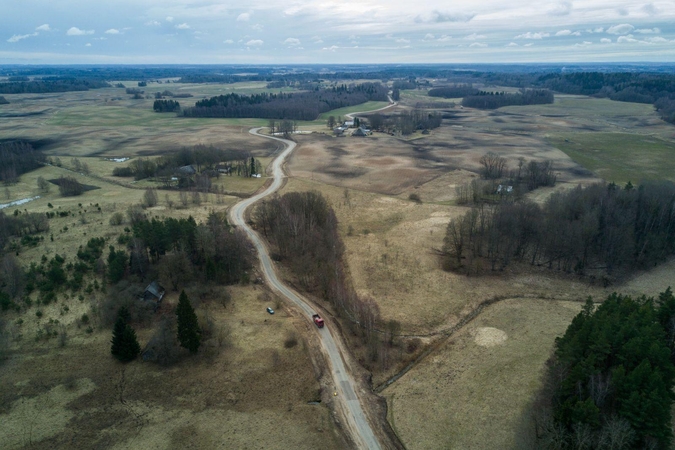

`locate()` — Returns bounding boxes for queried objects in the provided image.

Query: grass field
[0,285,342,450]
[547,132,675,183]
[382,298,583,449]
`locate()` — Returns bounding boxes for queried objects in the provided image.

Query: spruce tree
[111,309,141,362]
[176,290,201,354]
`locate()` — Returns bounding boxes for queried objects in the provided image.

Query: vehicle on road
[312,314,324,328]
[266,307,274,314]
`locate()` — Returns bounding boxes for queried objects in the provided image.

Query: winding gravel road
[229,128,382,450]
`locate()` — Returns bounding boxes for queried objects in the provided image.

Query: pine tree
[110,317,126,358]
[176,290,201,354]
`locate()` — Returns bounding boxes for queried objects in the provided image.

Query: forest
[461,89,554,109]
[366,109,442,134]
[534,290,675,449]
[0,78,109,94]
[0,141,46,184]
[443,181,675,278]
[428,85,479,98]
[181,83,389,120]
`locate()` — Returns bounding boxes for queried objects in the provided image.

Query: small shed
[142,281,165,309]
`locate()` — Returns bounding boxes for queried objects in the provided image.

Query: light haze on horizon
[2,0,675,64]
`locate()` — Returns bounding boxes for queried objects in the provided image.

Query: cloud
[224,39,234,44]
[469,42,487,47]
[601,38,612,43]
[645,37,670,43]
[635,28,660,34]
[105,29,120,35]
[642,3,659,15]
[246,39,263,46]
[35,24,50,32]
[556,30,581,37]
[575,41,592,47]
[145,20,161,26]
[593,27,604,33]
[251,23,264,31]
[396,38,411,44]
[237,13,250,22]
[284,37,301,47]
[607,24,634,35]
[66,27,94,36]
[515,32,550,39]
[166,16,174,23]
[616,8,629,16]
[311,35,323,44]
[7,33,38,43]
[437,35,452,42]
[85,43,91,47]
[423,33,435,41]
[415,10,475,23]
[464,33,486,40]
[549,1,572,16]
[507,42,518,47]
[617,35,639,43]
[175,23,190,30]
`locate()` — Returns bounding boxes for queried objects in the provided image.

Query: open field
[382,298,583,450]
[0,285,342,450]
[546,132,675,183]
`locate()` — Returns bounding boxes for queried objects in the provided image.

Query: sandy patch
[474,327,507,347]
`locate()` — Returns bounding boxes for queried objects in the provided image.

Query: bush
[283,331,298,348]
[109,212,125,226]
[408,193,422,203]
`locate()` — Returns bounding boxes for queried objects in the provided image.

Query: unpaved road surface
[229,128,382,450]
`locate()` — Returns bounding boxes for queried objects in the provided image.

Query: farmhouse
[352,127,371,137]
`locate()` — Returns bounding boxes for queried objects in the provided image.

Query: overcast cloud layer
[2,0,675,63]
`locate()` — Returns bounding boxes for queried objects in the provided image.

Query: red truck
[312,314,325,328]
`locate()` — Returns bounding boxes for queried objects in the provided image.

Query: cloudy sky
[2,0,675,64]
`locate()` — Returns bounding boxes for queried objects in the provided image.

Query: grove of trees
[533,289,675,449]
[0,78,109,94]
[181,83,389,121]
[461,89,554,109]
[444,181,675,277]
[0,141,45,184]
[153,99,180,112]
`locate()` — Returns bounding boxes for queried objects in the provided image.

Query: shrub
[57,176,84,197]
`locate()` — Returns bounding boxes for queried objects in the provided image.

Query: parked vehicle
[266,307,274,314]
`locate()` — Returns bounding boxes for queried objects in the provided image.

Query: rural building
[496,185,513,194]
[177,165,197,175]
[352,127,370,137]
[343,120,355,127]
[141,281,165,309]
[333,126,347,136]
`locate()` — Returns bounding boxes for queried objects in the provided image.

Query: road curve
[229,128,382,450]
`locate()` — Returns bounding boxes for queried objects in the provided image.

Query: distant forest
[461,89,554,109]
[0,78,109,94]
[0,141,45,184]
[181,83,389,120]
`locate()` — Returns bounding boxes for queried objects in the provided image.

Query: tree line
[255,191,388,363]
[443,181,675,277]
[0,78,109,94]
[153,99,180,113]
[366,109,442,134]
[181,83,389,121]
[0,141,45,184]
[428,84,479,98]
[532,290,675,449]
[461,89,554,109]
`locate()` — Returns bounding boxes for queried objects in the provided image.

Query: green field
[548,132,675,183]
[316,101,389,121]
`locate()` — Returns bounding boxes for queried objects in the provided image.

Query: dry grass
[0,286,342,450]
[382,298,583,450]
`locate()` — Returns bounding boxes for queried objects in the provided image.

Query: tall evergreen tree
[176,290,201,354]
[110,311,141,362]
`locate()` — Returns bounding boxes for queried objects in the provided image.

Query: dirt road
[229,128,383,450]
